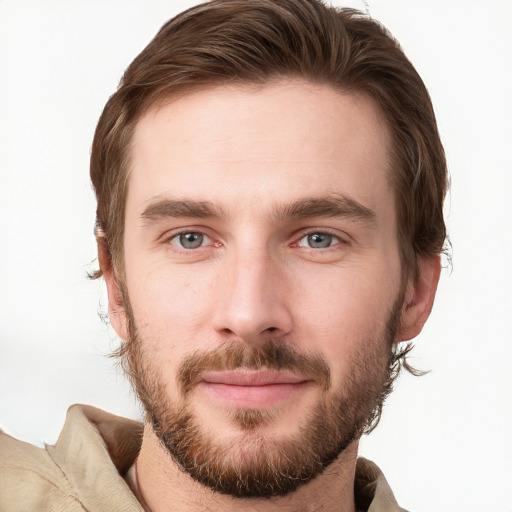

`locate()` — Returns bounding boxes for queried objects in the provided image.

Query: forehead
[127,80,393,217]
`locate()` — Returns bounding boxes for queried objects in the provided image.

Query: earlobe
[97,240,129,341]
[398,254,441,342]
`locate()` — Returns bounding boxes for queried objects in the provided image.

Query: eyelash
[293,229,347,251]
[161,228,349,255]
[165,230,218,251]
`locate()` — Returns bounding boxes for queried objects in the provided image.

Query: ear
[398,254,441,342]
[97,240,129,341]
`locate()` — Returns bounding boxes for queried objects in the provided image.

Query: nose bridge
[233,245,271,306]
[212,241,292,340]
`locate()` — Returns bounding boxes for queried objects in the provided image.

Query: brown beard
[120,294,401,498]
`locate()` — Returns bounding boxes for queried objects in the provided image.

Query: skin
[100,79,440,512]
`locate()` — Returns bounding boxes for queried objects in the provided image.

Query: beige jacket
[0,405,406,511]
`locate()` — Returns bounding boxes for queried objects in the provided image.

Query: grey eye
[298,232,336,249]
[175,232,205,249]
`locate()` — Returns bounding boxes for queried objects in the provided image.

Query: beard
[119,294,402,499]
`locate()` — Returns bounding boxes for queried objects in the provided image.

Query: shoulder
[0,429,86,511]
[0,405,144,512]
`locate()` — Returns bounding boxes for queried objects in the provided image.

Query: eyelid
[170,231,211,249]
[291,227,350,247]
[297,233,339,249]
[158,226,349,253]
[161,227,221,250]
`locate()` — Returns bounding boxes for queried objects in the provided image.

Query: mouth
[197,369,312,408]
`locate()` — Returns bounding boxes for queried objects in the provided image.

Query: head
[91,0,447,499]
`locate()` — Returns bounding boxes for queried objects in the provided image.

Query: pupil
[180,232,203,249]
[308,233,331,248]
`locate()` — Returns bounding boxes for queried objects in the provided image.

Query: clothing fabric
[0,405,407,511]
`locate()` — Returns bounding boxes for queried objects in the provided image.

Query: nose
[211,246,293,344]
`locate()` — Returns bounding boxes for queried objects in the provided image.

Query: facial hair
[120,295,401,499]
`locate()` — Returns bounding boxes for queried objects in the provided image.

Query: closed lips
[199,370,309,386]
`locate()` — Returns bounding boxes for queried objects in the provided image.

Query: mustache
[177,340,331,396]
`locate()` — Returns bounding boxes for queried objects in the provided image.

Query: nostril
[266,327,277,333]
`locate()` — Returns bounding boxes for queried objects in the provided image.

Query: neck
[135,423,359,512]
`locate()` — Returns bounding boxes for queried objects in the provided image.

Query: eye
[170,231,210,249]
[297,232,339,249]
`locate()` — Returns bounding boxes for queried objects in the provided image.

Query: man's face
[113,80,406,496]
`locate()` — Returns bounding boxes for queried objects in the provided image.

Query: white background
[0,1,511,511]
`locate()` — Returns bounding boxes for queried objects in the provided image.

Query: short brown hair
[90,0,447,281]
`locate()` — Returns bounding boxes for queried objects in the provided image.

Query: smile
[198,370,312,408]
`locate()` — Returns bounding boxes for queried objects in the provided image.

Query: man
[0,1,447,510]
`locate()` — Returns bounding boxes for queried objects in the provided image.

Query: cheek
[294,267,397,379]
[126,263,217,354]
[125,274,211,399]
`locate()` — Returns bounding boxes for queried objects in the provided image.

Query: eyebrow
[276,196,376,226]
[141,199,225,223]
[140,195,376,226]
